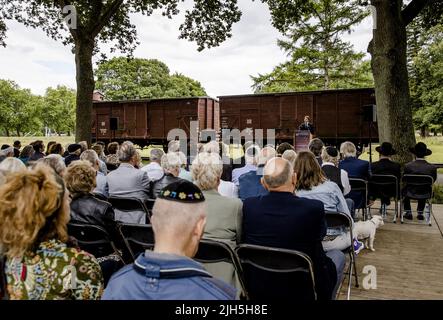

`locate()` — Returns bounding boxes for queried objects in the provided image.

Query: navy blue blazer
[339,157,370,208]
[242,192,337,300]
[238,166,268,201]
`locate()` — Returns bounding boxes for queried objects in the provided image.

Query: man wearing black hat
[403,142,437,220]
[370,142,401,215]
[103,180,236,300]
[64,144,82,166]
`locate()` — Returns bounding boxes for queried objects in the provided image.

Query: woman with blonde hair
[0,165,104,299]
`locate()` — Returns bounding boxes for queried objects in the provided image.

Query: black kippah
[325,146,338,157]
[158,180,205,203]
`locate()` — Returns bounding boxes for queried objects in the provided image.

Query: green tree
[252,0,372,93]
[95,57,206,100]
[42,86,77,135]
[0,1,242,143]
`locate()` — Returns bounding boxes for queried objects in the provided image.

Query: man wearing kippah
[102,180,237,300]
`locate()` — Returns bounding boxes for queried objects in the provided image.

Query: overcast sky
[0,1,374,98]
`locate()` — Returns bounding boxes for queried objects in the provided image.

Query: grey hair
[263,157,292,188]
[0,147,14,157]
[340,141,357,158]
[202,141,219,153]
[245,145,260,165]
[0,157,26,173]
[168,140,181,153]
[150,148,164,161]
[161,152,181,172]
[38,154,66,176]
[282,150,297,167]
[308,138,324,156]
[191,152,223,191]
[80,150,99,167]
[258,146,277,166]
[151,198,206,243]
[118,141,137,162]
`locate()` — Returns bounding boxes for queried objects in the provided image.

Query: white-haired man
[150,152,184,199]
[141,148,165,181]
[103,180,236,300]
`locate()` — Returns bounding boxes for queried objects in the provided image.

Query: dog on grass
[353,215,384,251]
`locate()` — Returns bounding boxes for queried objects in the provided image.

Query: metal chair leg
[352,252,359,288]
[347,258,352,300]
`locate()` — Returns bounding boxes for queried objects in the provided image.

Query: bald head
[151,198,207,258]
[262,157,296,192]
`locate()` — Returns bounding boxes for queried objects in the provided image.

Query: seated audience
[45,141,56,156]
[370,142,401,215]
[231,145,259,186]
[403,142,437,220]
[0,165,103,299]
[177,151,193,182]
[238,146,276,201]
[102,180,236,300]
[37,154,67,177]
[48,143,65,156]
[13,140,21,152]
[282,149,297,168]
[339,141,370,210]
[29,140,45,161]
[141,148,165,181]
[64,143,82,166]
[107,141,151,223]
[64,161,121,284]
[276,142,295,156]
[0,146,15,158]
[321,147,351,195]
[150,152,183,199]
[105,142,120,166]
[78,141,89,153]
[80,150,109,198]
[91,144,108,175]
[18,145,35,165]
[308,138,324,165]
[242,157,345,300]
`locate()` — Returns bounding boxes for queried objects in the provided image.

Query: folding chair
[400,174,434,226]
[92,192,108,201]
[194,239,248,299]
[348,178,369,220]
[324,211,358,300]
[67,223,123,261]
[235,244,317,301]
[118,223,155,262]
[368,174,399,223]
[108,196,151,224]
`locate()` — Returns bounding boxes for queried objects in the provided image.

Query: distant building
[93,90,105,101]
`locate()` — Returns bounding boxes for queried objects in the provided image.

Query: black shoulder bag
[0,255,9,300]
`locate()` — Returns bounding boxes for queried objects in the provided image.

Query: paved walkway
[338,203,443,300]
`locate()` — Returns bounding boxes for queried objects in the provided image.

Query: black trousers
[403,197,426,212]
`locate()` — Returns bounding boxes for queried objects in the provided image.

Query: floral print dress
[5,239,104,300]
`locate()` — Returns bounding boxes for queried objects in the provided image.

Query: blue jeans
[326,249,346,299]
[345,198,355,219]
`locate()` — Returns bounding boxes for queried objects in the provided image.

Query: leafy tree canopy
[95,57,206,100]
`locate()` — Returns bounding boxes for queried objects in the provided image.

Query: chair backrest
[402,174,434,199]
[118,223,155,262]
[92,192,108,201]
[369,174,399,199]
[67,223,117,258]
[324,211,354,248]
[108,196,151,224]
[194,239,248,299]
[235,244,317,300]
[349,178,368,192]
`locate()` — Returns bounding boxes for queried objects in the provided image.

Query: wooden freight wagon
[92,97,219,147]
[218,88,378,146]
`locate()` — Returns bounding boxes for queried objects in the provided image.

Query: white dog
[353,215,384,251]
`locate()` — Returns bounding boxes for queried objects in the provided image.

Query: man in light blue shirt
[231,145,259,186]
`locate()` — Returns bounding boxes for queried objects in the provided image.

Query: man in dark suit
[64,143,82,166]
[242,157,345,300]
[370,142,401,214]
[403,142,437,220]
[299,115,315,135]
[339,141,370,210]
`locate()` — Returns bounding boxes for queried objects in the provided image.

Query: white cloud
[0,2,373,97]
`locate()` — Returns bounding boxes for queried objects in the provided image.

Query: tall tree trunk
[368,0,416,164]
[5,128,10,137]
[74,39,95,144]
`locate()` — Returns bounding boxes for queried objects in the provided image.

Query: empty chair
[401,174,434,225]
[324,211,358,300]
[108,196,151,224]
[194,239,248,299]
[235,244,317,301]
[118,223,155,262]
[369,174,399,222]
